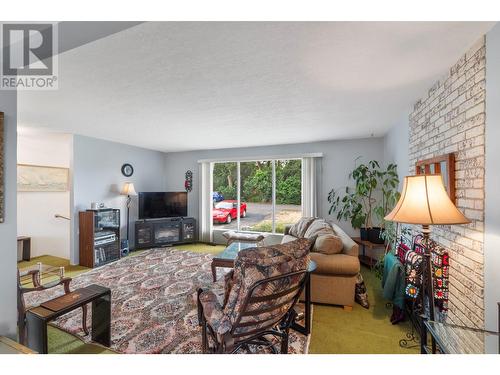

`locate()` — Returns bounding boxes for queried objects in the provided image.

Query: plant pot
[368,227,385,244]
[360,227,369,241]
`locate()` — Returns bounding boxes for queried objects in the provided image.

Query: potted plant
[328,187,367,238]
[328,159,380,240]
[371,163,400,244]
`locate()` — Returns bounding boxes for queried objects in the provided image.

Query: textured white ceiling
[18,21,495,152]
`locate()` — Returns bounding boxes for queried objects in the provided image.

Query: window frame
[212,157,302,235]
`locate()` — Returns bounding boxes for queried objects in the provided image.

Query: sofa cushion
[313,234,344,255]
[310,252,360,276]
[288,217,316,238]
[304,219,334,239]
[281,234,298,244]
[327,221,359,257]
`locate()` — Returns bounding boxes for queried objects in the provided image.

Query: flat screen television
[138,192,188,219]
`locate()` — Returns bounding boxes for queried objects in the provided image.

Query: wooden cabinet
[79,209,120,268]
[135,217,196,249]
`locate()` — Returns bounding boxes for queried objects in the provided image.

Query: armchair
[197,238,312,354]
[17,264,89,345]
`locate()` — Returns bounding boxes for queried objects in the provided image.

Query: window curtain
[199,162,213,243]
[301,157,317,217]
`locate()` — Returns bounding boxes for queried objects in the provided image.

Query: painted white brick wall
[409,36,486,328]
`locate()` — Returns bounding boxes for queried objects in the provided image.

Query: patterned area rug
[25,248,310,354]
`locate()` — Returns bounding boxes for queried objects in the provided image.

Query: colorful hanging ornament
[185,170,193,192]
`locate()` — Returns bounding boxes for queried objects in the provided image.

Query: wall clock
[121,163,134,177]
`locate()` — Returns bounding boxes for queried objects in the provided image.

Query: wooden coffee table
[211,241,257,282]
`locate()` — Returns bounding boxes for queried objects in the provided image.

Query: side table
[26,284,111,354]
[421,319,499,354]
[17,236,31,261]
[352,237,385,269]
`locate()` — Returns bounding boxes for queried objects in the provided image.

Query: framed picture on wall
[17,164,69,192]
[415,153,456,203]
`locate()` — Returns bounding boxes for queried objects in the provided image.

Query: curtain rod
[197,153,323,164]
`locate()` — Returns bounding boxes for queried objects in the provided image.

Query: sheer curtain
[301,157,317,218]
[198,162,213,243]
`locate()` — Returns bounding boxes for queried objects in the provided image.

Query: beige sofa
[282,219,360,309]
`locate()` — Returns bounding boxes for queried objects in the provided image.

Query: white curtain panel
[301,157,317,218]
[198,162,213,243]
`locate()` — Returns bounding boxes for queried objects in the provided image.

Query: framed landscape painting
[17,164,69,192]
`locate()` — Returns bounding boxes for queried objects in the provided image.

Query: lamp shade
[120,182,137,196]
[384,175,470,225]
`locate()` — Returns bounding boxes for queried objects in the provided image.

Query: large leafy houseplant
[373,163,400,229]
[328,159,380,240]
[370,163,400,243]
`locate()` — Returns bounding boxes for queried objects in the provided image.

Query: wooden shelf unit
[79,209,121,268]
[352,237,386,269]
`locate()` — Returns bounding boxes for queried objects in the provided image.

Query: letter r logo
[2,24,53,76]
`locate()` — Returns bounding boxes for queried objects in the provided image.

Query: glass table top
[215,241,317,272]
[18,263,65,288]
[425,320,499,354]
[215,242,260,260]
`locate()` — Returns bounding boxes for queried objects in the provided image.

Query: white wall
[72,135,167,264]
[17,132,72,259]
[484,24,500,331]
[163,137,385,239]
[0,91,18,338]
[383,118,410,184]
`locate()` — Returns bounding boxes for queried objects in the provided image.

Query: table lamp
[384,174,470,320]
[120,182,137,242]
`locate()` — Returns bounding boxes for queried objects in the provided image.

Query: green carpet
[308,266,418,354]
[19,244,418,354]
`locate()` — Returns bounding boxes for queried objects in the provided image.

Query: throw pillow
[303,219,334,239]
[313,234,343,255]
[288,217,316,238]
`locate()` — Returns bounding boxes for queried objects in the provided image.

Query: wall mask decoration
[185,170,193,192]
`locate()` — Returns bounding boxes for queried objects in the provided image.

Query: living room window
[212,159,302,234]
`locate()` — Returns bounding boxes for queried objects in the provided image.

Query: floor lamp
[120,182,137,242]
[384,175,470,321]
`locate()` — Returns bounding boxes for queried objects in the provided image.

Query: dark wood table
[352,237,386,269]
[17,236,31,261]
[26,284,111,354]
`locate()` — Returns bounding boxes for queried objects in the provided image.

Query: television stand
[135,217,196,249]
